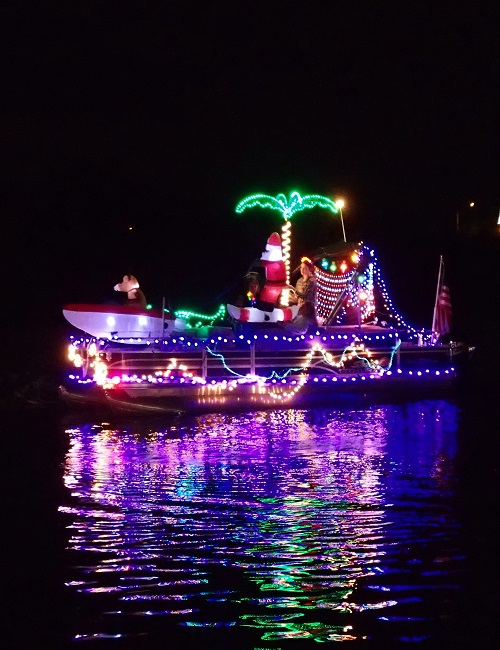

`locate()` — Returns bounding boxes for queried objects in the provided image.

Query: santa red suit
[227,232,298,323]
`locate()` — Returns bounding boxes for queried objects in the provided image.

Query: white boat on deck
[62,303,186,341]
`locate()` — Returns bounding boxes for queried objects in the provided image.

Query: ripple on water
[58,401,469,646]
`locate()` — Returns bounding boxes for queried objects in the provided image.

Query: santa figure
[227,232,298,323]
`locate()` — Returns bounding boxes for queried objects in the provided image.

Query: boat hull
[62,303,185,341]
[60,324,468,416]
[60,369,460,417]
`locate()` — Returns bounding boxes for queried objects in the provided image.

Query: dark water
[3,364,498,649]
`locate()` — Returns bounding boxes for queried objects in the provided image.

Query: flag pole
[431,255,444,337]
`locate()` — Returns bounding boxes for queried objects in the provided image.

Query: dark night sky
[1,2,499,343]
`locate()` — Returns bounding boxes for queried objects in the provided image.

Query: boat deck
[68,324,467,383]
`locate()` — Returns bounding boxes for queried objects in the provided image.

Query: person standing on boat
[287,258,318,333]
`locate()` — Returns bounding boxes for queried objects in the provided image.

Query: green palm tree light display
[235,191,340,297]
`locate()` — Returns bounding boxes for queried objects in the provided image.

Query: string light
[174,304,226,330]
[235,192,340,298]
[64,238,456,407]
[314,244,430,342]
[66,327,456,408]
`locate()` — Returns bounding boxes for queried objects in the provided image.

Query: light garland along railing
[67,334,406,394]
[67,327,405,351]
[66,335,456,397]
[174,304,226,330]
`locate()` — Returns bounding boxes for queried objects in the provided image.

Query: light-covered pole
[336,199,346,242]
[235,192,339,302]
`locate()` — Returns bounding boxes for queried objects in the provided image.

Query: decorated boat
[60,197,470,416]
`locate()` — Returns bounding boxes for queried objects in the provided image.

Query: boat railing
[102,343,412,382]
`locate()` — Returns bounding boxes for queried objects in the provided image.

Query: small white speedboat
[62,303,186,342]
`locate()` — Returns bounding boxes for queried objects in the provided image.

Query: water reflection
[59,400,464,646]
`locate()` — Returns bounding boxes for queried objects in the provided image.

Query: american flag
[432,256,452,340]
[435,284,452,337]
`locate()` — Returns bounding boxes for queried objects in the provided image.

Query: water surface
[49,400,478,648]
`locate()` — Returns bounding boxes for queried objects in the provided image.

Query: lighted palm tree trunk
[235,192,339,305]
[280,219,292,290]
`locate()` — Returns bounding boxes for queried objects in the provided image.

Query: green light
[174,304,226,328]
[236,191,341,291]
[235,191,339,220]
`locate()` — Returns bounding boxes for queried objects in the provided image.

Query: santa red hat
[262,232,283,261]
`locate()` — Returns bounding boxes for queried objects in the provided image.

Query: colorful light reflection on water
[59,401,465,647]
